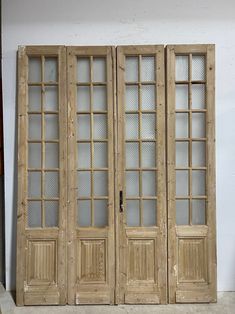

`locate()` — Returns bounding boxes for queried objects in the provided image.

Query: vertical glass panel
[45,114,59,140]
[141,57,155,81]
[142,171,156,196]
[93,86,106,111]
[94,171,108,196]
[125,142,139,168]
[77,57,90,82]
[142,114,155,139]
[45,58,57,82]
[93,114,107,139]
[45,143,59,168]
[176,200,189,225]
[77,86,90,112]
[192,113,206,138]
[192,170,206,195]
[28,86,41,111]
[192,200,206,225]
[93,58,106,82]
[142,142,156,168]
[77,200,91,227]
[126,200,140,226]
[192,84,205,109]
[143,200,156,226]
[192,142,206,166]
[142,85,155,110]
[28,114,41,140]
[77,143,91,168]
[77,114,90,140]
[125,114,139,139]
[28,171,41,197]
[94,200,108,227]
[94,143,107,168]
[28,143,41,168]
[175,113,188,138]
[176,170,188,196]
[176,142,188,167]
[28,58,41,82]
[175,85,188,109]
[125,85,138,111]
[126,171,139,196]
[45,86,58,111]
[192,55,206,81]
[45,201,58,227]
[77,171,91,197]
[45,171,59,197]
[28,201,41,228]
[125,57,138,82]
[175,56,188,81]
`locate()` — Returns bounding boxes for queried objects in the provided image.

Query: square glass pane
[28,114,41,140]
[142,85,155,110]
[45,143,59,168]
[125,57,138,82]
[192,84,206,109]
[192,113,206,138]
[176,142,188,167]
[142,171,156,196]
[77,86,90,112]
[45,114,59,140]
[45,171,59,197]
[77,114,90,140]
[126,200,140,226]
[176,170,188,196]
[142,142,156,168]
[94,200,108,227]
[93,58,106,82]
[28,58,41,82]
[126,171,139,197]
[94,143,107,168]
[45,58,57,82]
[192,170,206,195]
[142,114,155,139]
[125,85,138,111]
[28,171,41,198]
[192,55,206,81]
[125,114,139,139]
[93,86,107,111]
[192,142,206,166]
[77,57,90,82]
[176,200,189,225]
[77,143,91,168]
[125,142,139,168]
[176,85,188,109]
[77,171,91,197]
[143,200,156,226]
[45,86,58,111]
[94,171,108,196]
[28,143,41,168]
[93,114,107,139]
[45,201,58,227]
[175,113,188,138]
[141,57,155,81]
[77,200,91,227]
[28,201,41,228]
[28,86,41,111]
[192,200,206,225]
[175,56,189,81]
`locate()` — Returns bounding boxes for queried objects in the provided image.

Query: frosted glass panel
[93,58,106,82]
[175,113,188,138]
[77,58,90,82]
[142,171,156,196]
[192,170,206,195]
[45,171,59,197]
[77,171,91,197]
[192,84,205,109]
[45,201,58,227]
[77,143,91,168]
[192,113,206,138]
[125,57,138,82]
[176,142,188,167]
[192,200,206,225]
[141,57,155,81]
[143,200,156,226]
[142,85,155,110]
[77,200,91,227]
[126,200,140,226]
[126,171,139,196]
[192,55,205,81]
[45,143,59,168]
[125,114,139,139]
[45,86,58,111]
[28,114,41,140]
[142,114,155,139]
[125,142,139,168]
[94,143,107,168]
[142,142,156,168]
[94,200,108,227]
[45,58,57,82]
[176,170,188,196]
[126,85,138,111]
[175,85,188,109]
[28,143,41,168]
[28,171,41,197]
[176,200,189,225]
[29,58,41,82]
[93,86,106,111]
[93,114,107,139]
[45,114,59,140]
[28,201,41,228]
[175,56,188,81]
[192,142,206,166]
[94,171,108,196]
[28,86,41,111]
[77,86,90,111]
[77,114,90,140]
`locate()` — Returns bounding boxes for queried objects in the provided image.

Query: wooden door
[116,46,167,304]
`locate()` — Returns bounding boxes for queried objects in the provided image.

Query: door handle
[119,191,124,213]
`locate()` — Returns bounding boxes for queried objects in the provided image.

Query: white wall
[2,0,235,291]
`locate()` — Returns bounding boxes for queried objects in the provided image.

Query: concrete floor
[0,284,235,314]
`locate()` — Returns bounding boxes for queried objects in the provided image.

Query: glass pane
[176,170,188,196]
[28,201,41,228]
[126,200,140,226]
[125,142,139,168]
[176,142,188,167]
[192,142,206,166]
[93,114,107,139]
[28,86,41,111]
[175,85,188,109]
[93,86,106,111]
[94,171,108,196]
[94,200,108,227]
[77,114,90,140]
[192,55,206,81]
[192,200,206,225]
[175,56,188,81]
[28,58,41,82]
[143,200,156,226]
[192,84,205,109]
[93,58,106,82]
[45,114,59,140]
[77,143,91,168]
[175,113,188,138]
[77,171,91,197]
[125,85,138,111]
[176,200,189,225]
[192,113,206,138]
[192,170,206,195]
[28,171,41,197]
[77,57,90,82]
[45,201,58,227]
[125,114,139,139]
[125,57,138,82]
[45,143,59,168]
[142,114,155,139]
[77,200,91,227]
[94,143,107,168]
[126,171,139,196]
[28,114,41,140]
[142,142,156,168]
[141,57,155,81]
[28,143,41,168]
[142,85,155,110]
[45,171,59,197]
[45,58,57,82]
[142,171,156,196]
[45,86,58,111]
[77,86,90,112]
